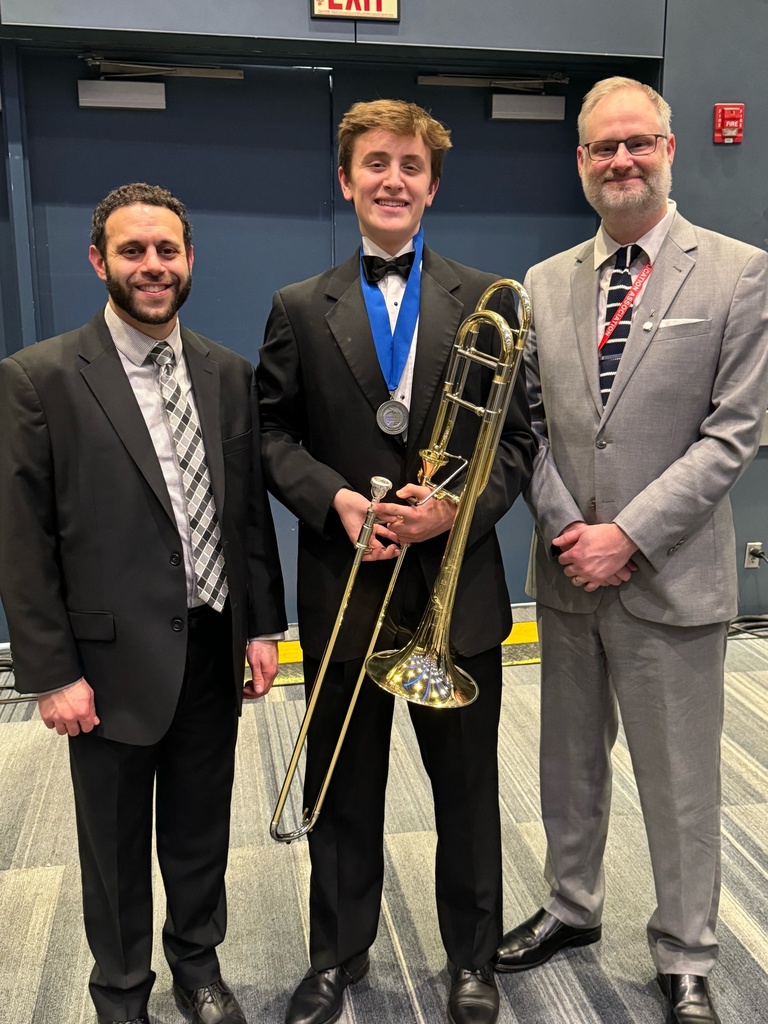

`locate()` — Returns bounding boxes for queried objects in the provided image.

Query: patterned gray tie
[149,341,228,612]
[599,243,643,405]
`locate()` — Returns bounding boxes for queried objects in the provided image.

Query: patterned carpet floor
[1,633,767,1023]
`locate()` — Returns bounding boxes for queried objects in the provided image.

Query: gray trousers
[537,590,726,975]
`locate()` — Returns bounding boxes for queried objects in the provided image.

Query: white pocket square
[659,318,710,327]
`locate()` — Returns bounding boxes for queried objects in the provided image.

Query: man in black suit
[258,100,535,1024]
[0,183,286,1024]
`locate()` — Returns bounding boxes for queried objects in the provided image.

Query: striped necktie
[149,342,228,612]
[599,244,643,405]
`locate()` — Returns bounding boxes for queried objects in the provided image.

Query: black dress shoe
[284,953,369,1024]
[657,973,721,1024]
[447,961,499,1024]
[173,978,247,1024]
[492,908,602,972]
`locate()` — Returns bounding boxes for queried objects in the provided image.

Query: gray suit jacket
[525,212,768,626]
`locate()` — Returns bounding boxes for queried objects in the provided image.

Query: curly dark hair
[90,183,192,257]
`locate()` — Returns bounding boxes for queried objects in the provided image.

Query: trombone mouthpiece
[370,476,392,501]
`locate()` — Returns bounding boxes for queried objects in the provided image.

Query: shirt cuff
[41,677,85,696]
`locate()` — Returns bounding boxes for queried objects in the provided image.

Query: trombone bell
[365,596,480,709]
[365,641,478,708]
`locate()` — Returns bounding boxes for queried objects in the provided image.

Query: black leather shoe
[173,978,247,1024]
[447,961,499,1024]
[657,973,721,1024]
[284,953,369,1024]
[492,908,602,972]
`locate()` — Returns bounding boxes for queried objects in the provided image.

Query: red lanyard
[598,260,653,351]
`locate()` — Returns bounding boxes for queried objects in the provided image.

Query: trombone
[269,279,531,843]
[366,279,530,707]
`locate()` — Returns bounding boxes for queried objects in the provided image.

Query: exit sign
[311,0,400,20]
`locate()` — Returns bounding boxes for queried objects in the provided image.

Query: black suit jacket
[0,311,286,744]
[257,246,535,660]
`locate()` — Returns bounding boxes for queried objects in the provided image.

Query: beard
[581,159,672,220]
[105,266,192,326]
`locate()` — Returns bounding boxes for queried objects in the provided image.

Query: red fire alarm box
[714,103,744,144]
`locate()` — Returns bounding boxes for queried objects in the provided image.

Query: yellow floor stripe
[504,620,538,646]
[275,620,539,670]
[278,639,303,665]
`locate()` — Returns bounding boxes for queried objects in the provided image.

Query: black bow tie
[362,250,415,285]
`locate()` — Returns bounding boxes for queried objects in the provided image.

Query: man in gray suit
[492,78,768,1024]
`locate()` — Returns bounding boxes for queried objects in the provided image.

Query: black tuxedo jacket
[258,246,535,660]
[0,312,286,744]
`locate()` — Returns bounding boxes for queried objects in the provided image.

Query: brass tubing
[270,476,393,843]
[365,281,531,710]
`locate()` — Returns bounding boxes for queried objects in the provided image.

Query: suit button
[171,617,184,632]
[589,499,596,510]
[170,552,182,566]
[596,439,607,449]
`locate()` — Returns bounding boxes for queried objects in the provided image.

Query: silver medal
[376,399,409,435]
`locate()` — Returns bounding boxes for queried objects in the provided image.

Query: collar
[593,199,677,269]
[104,303,183,366]
[362,235,416,259]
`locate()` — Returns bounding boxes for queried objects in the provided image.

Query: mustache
[600,169,645,182]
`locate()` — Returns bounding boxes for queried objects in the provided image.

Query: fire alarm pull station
[714,103,744,144]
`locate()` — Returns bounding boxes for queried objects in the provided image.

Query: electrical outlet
[744,542,764,568]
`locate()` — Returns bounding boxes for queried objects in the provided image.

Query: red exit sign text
[312,0,399,20]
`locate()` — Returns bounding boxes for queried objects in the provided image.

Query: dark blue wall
[0,82,12,641]
[20,56,598,356]
[2,0,767,637]
[662,0,768,615]
[23,57,335,353]
[2,51,600,631]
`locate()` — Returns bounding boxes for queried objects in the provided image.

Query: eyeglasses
[581,134,668,162]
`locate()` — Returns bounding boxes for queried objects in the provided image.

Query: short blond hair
[577,77,672,143]
[337,99,452,184]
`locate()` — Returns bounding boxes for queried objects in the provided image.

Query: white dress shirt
[106,303,207,609]
[362,235,420,428]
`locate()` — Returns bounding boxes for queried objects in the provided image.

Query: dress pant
[68,604,238,1022]
[537,591,726,975]
[302,640,504,973]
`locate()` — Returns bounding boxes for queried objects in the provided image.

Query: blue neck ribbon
[360,227,424,392]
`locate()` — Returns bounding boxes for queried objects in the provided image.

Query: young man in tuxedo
[258,100,535,1024]
[0,183,286,1024]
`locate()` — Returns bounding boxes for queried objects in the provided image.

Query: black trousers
[303,642,503,972]
[68,604,238,1022]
